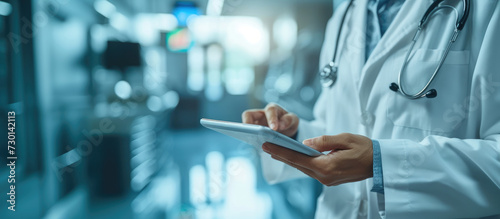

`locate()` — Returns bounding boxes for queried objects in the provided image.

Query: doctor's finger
[270,154,318,179]
[303,134,352,152]
[262,142,323,169]
[242,110,267,125]
[279,113,298,131]
[264,104,285,130]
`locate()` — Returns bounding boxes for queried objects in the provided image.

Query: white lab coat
[260,0,500,218]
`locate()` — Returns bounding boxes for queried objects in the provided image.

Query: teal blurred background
[0,0,340,218]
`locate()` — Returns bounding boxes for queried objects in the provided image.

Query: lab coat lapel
[357,0,433,108]
[341,0,368,87]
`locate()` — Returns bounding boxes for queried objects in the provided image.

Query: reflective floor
[85,128,322,219]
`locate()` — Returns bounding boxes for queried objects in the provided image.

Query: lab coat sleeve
[378,136,500,218]
[260,90,329,183]
[378,4,500,217]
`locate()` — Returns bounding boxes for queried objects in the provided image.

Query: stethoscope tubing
[320,0,470,100]
[397,4,462,99]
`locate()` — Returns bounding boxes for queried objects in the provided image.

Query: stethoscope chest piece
[320,62,338,88]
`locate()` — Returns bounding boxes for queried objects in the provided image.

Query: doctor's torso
[309,0,500,218]
[319,0,477,140]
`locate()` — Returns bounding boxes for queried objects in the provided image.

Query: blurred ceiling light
[189,165,207,205]
[206,151,224,173]
[224,157,258,199]
[90,24,108,53]
[146,96,163,112]
[273,15,298,52]
[224,67,254,95]
[207,44,223,72]
[114,80,132,99]
[226,17,269,64]
[155,13,178,31]
[187,16,216,44]
[205,44,224,100]
[205,84,223,101]
[150,176,180,210]
[136,13,178,33]
[109,102,125,117]
[206,0,225,16]
[189,16,269,64]
[274,73,293,94]
[0,1,12,16]
[94,0,116,18]
[264,89,280,103]
[94,102,108,117]
[187,46,205,92]
[144,48,162,67]
[300,86,316,102]
[206,151,225,201]
[143,71,160,91]
[110,12,129,31]
[162,91,180,109]
[135,15,158,46]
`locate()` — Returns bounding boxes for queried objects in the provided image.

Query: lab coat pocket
[386,49,470,134]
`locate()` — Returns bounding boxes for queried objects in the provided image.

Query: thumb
[302,135,350,152]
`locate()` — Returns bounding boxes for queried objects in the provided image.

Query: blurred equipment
[171,96,201,129]
[103,41,142,70]
[172,1,201,27]
[166,28,193,52]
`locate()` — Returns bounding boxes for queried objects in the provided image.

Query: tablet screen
[200,118,322,156]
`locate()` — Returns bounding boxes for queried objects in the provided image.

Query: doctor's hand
[242,103,299,137]
[262,133,373,186]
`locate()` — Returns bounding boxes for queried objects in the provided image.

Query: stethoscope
[320,0,470,99]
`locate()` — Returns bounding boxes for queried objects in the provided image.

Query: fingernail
[303,139,312,145]
[270,123,276,130]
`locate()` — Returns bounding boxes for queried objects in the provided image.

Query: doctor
[242,0,500,218]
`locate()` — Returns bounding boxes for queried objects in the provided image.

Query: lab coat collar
[357,0,434,109]
[363,0,433,67]
[342,0,368,87]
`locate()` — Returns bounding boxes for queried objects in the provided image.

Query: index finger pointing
[264,105,281,130]
[242,110,265,124]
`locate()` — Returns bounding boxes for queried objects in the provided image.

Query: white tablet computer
[200,118,322,157]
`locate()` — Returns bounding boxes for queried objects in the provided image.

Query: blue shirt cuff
[371,139,384,194]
